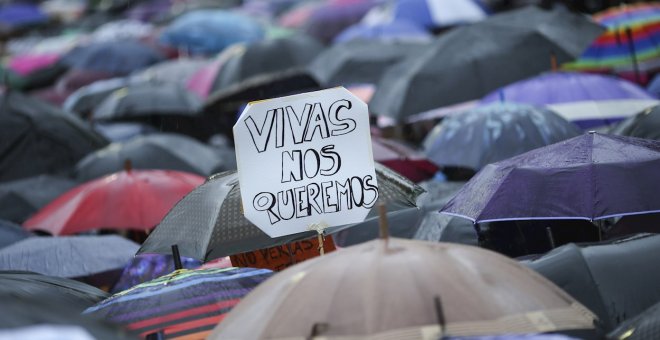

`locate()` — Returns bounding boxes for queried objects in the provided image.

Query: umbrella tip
[124,159,132,172]
[378,201,389,242]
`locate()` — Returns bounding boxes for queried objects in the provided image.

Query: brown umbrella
[209,238,599,339]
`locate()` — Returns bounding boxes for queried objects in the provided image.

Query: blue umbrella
[0,219,32,249]
[333,20,432,43]
[649,73,660,98]
[160,10,264,56]
[366,0,488,30]
[111,254,201,293]
[0,4,48,30]
[61,40,165,75]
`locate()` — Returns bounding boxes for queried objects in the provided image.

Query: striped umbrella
[564,3,660,79]
[84,267,272,339]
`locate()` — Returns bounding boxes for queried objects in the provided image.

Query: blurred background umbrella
[85,267,273,339]
[0,3,49,37]
[130,58,209,86]
[302,0,378,44]
[369,6,604,121]
[333,20,432,43]
[0,91,107,182]
[610,105,660,140]
[309,40,427,87]
[93,122,157,142]
[423,103,581,172]
[159,10,264,56]
[74,133,228,181]
[211,238,599,339]
[61,40,165,76]
[138,164,424,261]
[372,135,438,182]
[0,220,32,249]
[110,254,202,293]
[441,133,660,223]
[24,169,204,235]
[480,72,659,129]
[33,69,115,106]
[0,271,108,310]
[522,234,660,332]
[0,175,78,223]
[0,235,138,288]
[363,0,488,31]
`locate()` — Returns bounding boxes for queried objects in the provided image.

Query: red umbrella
[23,169,204,235]
[372,136,438,182]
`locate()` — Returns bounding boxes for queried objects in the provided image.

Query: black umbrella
[522,234,660,331]
[138,164,424,261]
[0,219,32,249]
[202,68,321,139]
[610,105,660,141]
[0,271,108,310]
[369,5,604,120]
[423,103,581,171]
[212,35,324,91]
[0,235,138,286]
[0,175,78,223]
[609,299,660,340]
[0,91,108,182]
[1,295,138,340]
[308,40,427,87]
[74,133,229,181]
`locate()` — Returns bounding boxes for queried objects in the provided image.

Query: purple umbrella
[111,254,201,293]
[480,72,659,129]
[334,20,432,43]
[303,0,378,43]
[441,132,660,223]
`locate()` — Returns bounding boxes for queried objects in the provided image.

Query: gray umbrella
[138,164,424,261]
[609,299,660,340]
[308,40,428,86]
[74,133,229,181]
[131,58,209,85]
[521,234,660,332]
[369,6,604,121]
[0,175,78,224]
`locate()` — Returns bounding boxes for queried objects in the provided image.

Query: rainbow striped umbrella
[84,267,272,340]
[564,3,660,74]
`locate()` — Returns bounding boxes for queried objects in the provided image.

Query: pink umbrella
[278,1,323,28]
[8,53,60,76]
[186,58,224,99]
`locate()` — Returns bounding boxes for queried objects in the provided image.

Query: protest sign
[234,87,378,237]
[229,237,337,271]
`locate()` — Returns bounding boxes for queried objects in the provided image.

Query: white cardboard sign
[233,87,378,238]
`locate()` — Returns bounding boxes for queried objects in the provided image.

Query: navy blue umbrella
[0,4,48,32]
[61,40,165,75]
[0,220,32,249]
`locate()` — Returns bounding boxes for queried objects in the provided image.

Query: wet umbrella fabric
[522,234,660,331]
[0,91,108,182]
[61,40,165,75]
[609,299,660,340]
[93,122,157,142]
[0,235,138,279]
[160,10,264,56]
[32,69,115,107]
[211,35,323,91]
[610,105,660,140]
[85,267,273,339]
[424,103,581,171]
[369,6,604,120]
[0,220,32,249]
[111,254,202,293]
[0,175,78,224]
[0,3,48,34]
[309,40,427,86]
[130,58,209,86]
[210,238,598,339]
[441,133,660,223]
[23,169,204,235]
[63,77,130,117]
[303,0,378,44]
[364,0,487,30]
[480,72,659,129]
[372,136,438,182]
[74,133,226,181]
[138,164,424,261]
[0,271,108,310]
[334,20,433,43]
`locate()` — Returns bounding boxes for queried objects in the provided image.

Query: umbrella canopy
[0,175,78,224]
[85,267,273,339]
[564,3,660,74]
[441,132,660,223]
[93,122,157,142]
[130,58,209,85]
[24,169,204,235]
[7,53,60,76]
[522,233,660,331]
[309,40,427,86]
[186,55,226,99]
[610,105,660,140]
[138,164,424,261]
[211,35,323,91]
[372,136,438,182]
[334,20,432,43]
[210,238,598,339]
[609,299,660,340]
[0,271,108,310]
[0,220,32,249]
[480,72,659,129]
[33,69,115,107]
[61,40,165,75]
[0,3,48,35]
[369,6,604,121]
[0,235,138,279]
[160,10,264,56]
[363,0,488,30]
[424,103,581,171]
[63,77,130,117]
[0,91,108,182]
[89,19,154,43]
[111,254,202,293]
[649,73,660,97]
[303,0,378,43]
[74,133,226,181]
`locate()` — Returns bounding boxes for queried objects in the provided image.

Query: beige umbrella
[209,238,598,339]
